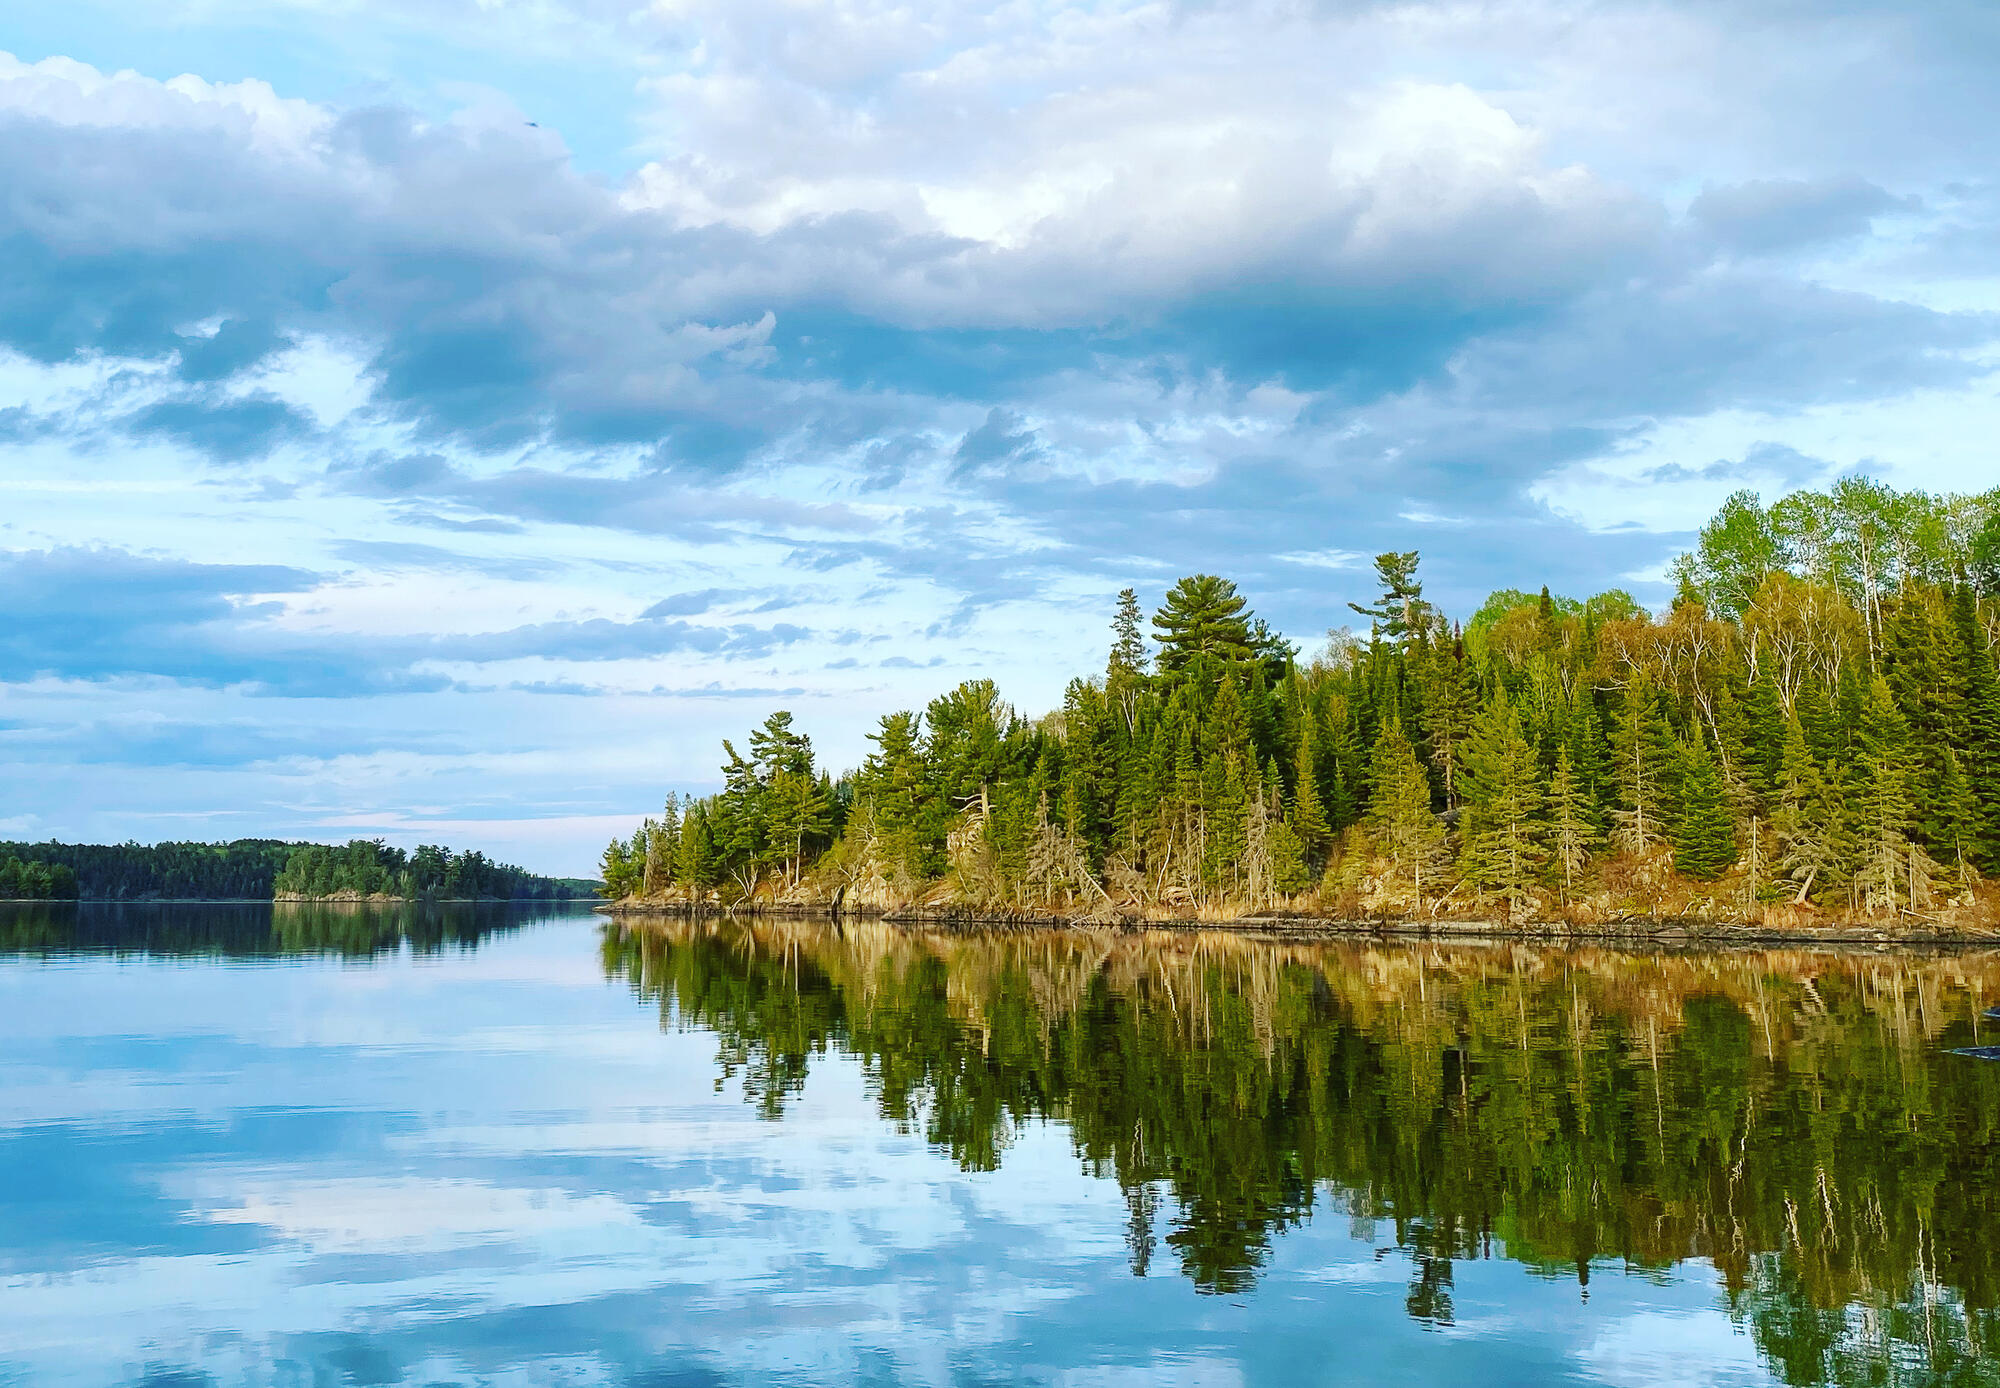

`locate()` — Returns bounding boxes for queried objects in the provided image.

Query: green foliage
[1152,573,1254,678]
[274,840,569,901]
[1455,694,1547,914]
[1672,740,1738,881]
[1367,720,1448,904]
[1347,551,1428,645]
[0,856,79,899]
[609,479,2000,922]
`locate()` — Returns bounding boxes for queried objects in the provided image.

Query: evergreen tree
[1609,674,1678,856]
[1289,716,1332,856]
[1545,745,1600,902]
[1947,583,2000,868]
[1743,664,1786,804]
[1109,587,1149,680]
[1348,551,1428,646]
[1152,575,1254,679]
[1266,819,1312,897]
[1366,720,1447,911]
[1672,739,1738,881]
[1421,641,1479,807]
[1456,694,1547,918]
[1931,745,1981,890]
[1770,715,1847,905]
[1851,674,1939,914]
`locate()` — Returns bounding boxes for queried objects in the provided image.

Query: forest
[0,839,300,900]
[0,837,589,902]
[602,478,2000,928]
[0,855,79,900]
[272,839,589,901]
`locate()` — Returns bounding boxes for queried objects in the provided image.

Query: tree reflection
[605,918,2000,1383]
[0,900,538,958]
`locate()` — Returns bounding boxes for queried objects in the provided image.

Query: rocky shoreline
[598,897,2000,948]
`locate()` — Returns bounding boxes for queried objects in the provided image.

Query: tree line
[0,855,79,900]
[273,839,587,902]
[604,478,2000,925]
[0,839,302,900]
[0,838,591,902]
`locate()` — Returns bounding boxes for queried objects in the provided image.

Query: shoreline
[0,904,600,912]
[598,899,2000,948]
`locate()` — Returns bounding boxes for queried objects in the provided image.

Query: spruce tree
[1932,745,1981,890]
[1546,745,1600,902]
[1456,694,1547,919]
[1206,754,1250,896]
[1770,714,1847,905]
[1289,717,1332,856]
[1947,583,2000,868]
[1672,739,1737,881]
[1743,664,1786,805]
[1266,819,1312,897]
[1109,587,1149,680]
[1852,674,1939,914]
[1366,721,1448,912]
[1423,643,1480,807]
[1609,673,1678,856]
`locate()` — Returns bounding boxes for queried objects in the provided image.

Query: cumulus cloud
[0,546,824,695]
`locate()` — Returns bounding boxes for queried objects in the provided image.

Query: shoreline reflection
[605,917,2000,1384]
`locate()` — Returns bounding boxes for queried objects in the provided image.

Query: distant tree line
[0,855,79,900]
[0,839,299,900]
[605,478,2000,925]
[0,838,590,903]
[273,839,585,901]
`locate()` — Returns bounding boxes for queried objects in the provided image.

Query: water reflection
[0,900,533,959]
[605,917,2000,1385]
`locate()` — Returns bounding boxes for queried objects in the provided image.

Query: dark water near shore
[4,903,1999,1386]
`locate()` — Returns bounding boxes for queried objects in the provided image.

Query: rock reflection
[604,917,2000,1385]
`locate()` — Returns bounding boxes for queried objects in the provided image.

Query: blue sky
[3,0,1997,876]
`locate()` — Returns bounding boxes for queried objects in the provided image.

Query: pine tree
[1206,754,1250,896]
[1563,696,1611,825]
[1932,745,1981,891]
[1609,673,1678,856]
[1545,745,1601,902]
[1743,663,1786,805]
[1672,739,1737,881]
[674,803,717,896]
[1851,674,1940,914]
[1423,643,1479,806]
[1153,575,1254,679]
[1770,715,1847,905]
[1267,819,1312,897]
[1456,694,1547,919]
[1289,716,1332,856]
[1947,583,2000,868]
[1347,551,1428,646]
[1366,721,1448,912]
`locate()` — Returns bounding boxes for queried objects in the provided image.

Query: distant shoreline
[0,904,604,912]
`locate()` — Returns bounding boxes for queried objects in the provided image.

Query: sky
[2,0,1997,877]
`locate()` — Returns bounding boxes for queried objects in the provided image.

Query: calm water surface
[4,903,1998,1386]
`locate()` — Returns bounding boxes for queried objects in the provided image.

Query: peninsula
[601,480,2000,935]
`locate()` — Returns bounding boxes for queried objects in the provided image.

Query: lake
[3,903,1997,1386]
